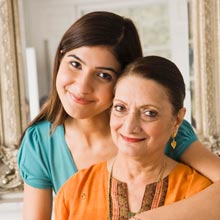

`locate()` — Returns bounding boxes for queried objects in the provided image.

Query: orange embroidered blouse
[55,161,211,220]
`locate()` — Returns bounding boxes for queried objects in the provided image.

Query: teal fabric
[17,119,197,193]
[164,119,198,161]
[17,121,77,194]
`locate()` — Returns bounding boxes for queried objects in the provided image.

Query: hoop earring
[171,132,177,149]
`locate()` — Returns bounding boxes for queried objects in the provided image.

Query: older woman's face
[110,75,181,158]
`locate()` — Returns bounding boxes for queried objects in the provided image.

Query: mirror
[0,0,25,195]
[0,0,219,195]
[22,0,193,122]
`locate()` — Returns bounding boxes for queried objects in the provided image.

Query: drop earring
[171,132,177,149]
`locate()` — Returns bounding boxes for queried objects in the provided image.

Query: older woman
[54,56,211,220]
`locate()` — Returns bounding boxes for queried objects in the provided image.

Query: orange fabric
[165,163,212,205]
[55,162,109,220]
[55,162,211,220]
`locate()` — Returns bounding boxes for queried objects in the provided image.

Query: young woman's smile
[68,92,95,105]
[56,46,121,119]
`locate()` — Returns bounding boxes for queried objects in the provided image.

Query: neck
[65,112,110,145]
[110,154,167,184]
[68,109,110,128]
[64,112,117,171]
[107,155,168,217]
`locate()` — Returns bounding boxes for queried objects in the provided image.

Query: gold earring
[171,132,177,149]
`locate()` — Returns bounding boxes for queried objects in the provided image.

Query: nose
[123,112,142,134]
[75,71,93,94]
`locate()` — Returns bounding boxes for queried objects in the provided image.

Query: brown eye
[113,104,125,112]
[141,110,158,121]
[97,72,113,81]
[70,61,81,69]
[143,110,157,117]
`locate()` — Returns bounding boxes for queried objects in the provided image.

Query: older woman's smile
[120,134,146,143]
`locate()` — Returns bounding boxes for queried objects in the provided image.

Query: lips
[120,134,145,143]
[69,92,94,105]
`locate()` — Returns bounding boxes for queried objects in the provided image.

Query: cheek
[110,115,121,144]
[56,64,73,87]
[102,87,113,98]
[56,71,67,97]
[56,72,61,93]
[56,68,72,101]
[147,121,174,140]
[110,114,122,131]
[98,85,115,104]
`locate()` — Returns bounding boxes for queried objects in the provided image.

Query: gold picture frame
[191,0,220,154]
[0,0,26,194]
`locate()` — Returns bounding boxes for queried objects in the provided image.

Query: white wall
[0,202,23,220]
[0,192,55,220]
[0,193,23,220]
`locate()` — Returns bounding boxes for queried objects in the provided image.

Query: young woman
[54,55,212,219]
[18,11,220,220]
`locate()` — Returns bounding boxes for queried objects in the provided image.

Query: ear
[174,107,186,130]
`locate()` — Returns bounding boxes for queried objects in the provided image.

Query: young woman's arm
[131,141,220,220]
[132,181,220,220]
[180,140,220,181]
[23,183,53,220]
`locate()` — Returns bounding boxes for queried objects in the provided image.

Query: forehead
[66,46,115,60]
[64,46,121,71]
[115,75,170,105]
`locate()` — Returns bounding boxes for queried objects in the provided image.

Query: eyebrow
[113,98,160,109]
[67,54,119,75]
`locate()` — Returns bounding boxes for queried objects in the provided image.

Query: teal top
[17,119,197,193]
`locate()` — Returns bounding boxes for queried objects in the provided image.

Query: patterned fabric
[55,162,212,220]
[110,177,168,219]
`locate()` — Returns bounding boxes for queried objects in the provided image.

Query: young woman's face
[110,75,184,158]
[56,46,121,119]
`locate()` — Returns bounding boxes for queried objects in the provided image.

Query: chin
[118,146,139,157]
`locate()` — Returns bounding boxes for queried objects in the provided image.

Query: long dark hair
[24,11,143,134]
